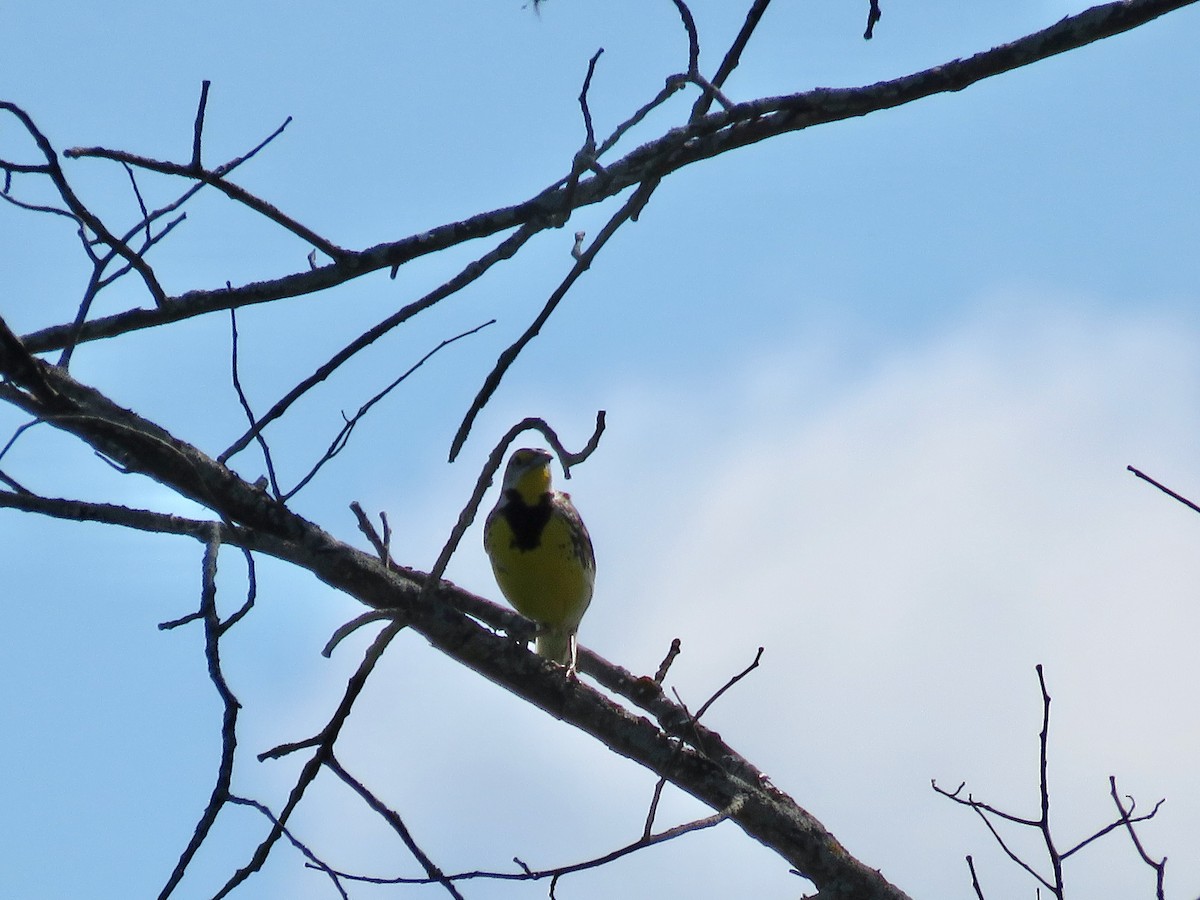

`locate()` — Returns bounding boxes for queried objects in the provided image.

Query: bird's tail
[535,627,573,666]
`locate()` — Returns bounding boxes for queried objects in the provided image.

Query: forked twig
[325,755,465,900]
[284,320,495,499]
[646,646,764,835]
[669,0,733,111]
[66,82,337,261]
[1110,777,1167,900]
[934,665,1171,898]
[226,796,350,899]
[219,619,406,898]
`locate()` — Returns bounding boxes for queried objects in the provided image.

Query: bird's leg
[565,633,580,681]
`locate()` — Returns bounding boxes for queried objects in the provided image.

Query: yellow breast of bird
[485,497,594,629]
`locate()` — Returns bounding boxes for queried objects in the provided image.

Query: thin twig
[325,754,466,900]
[969,799,1056,892]
[711,0,774,92]
[328,798,741,889]
[1035,664,1064,895]
[966,855,986,900]
[157,526,243,900]
[226,796,350,900]
[121,161,151,244]
[1060,790,1164,859]
[579,50,603,150]
[653,638,682,684]
[321,610,396,657]
[596,77,687,158]
[283,319,495,499]
[66,115,340,261]
[1127,464,1200,515]
[642,776,670,839]
[258,619,405,763]
[192,81,211,168]
[91,212,186,293]
[350,501,390,562]
[1110,777,1167,900]
[220,545,259,633]
[693,646,763,722]
[864,0,882,39]
[220,224,538,464]
[229,309,281,498]
[58,190,192,365]
[217,619,405,898]
[931,781,1040,827]
[0,187,76,219]
[560,49,607,216]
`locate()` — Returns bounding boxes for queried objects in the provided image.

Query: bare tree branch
[64,102,338,260]
[219,223,538,464]
[6,5,1195,896]
[0,352,908,897]
[21,0,1195,355]
[935,666,1175,899]
[692,645,764,722]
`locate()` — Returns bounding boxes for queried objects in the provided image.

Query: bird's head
[501,447,554,504]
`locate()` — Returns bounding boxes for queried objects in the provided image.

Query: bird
[484,447,595,674]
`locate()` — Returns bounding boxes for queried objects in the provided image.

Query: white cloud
[586,293,1200,897]
[257,292,1200,898]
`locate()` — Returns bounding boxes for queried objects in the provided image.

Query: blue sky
[3,2,1200,898]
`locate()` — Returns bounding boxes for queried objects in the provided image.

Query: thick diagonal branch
[0,349,910,900]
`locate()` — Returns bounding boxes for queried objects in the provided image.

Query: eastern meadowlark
[484,447,595,673]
